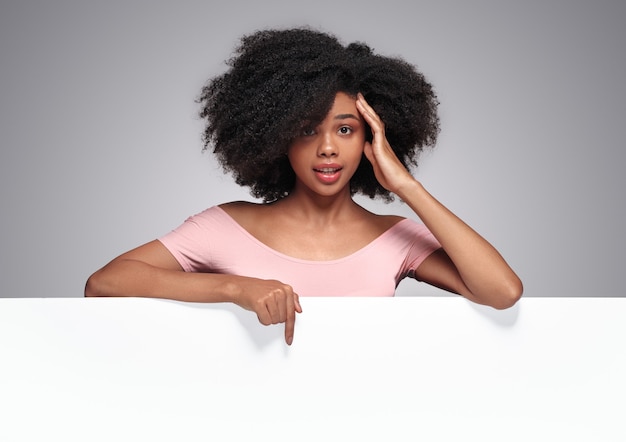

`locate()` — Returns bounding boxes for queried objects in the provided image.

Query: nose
[317,133,337,157]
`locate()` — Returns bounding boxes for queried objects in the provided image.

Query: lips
[314,167,343,174]
[313,164,343,184]
[313,163,343,173]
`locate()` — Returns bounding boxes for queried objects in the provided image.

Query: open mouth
[313,167,343,174]
[313,166,343,184]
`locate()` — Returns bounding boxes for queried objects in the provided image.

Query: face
[287,92,366,197]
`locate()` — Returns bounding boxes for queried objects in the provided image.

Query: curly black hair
[198,27,440,202]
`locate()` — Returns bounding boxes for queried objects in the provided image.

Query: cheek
[286,143,299,161]
[351,138,366,156]
[286,147,306,171]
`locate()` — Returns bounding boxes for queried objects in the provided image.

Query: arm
[356,93,522,309]
[85,240,302,344]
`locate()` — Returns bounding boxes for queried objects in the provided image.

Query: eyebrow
[333,113,361,121]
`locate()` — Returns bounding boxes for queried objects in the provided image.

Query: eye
[301,127,316,137]
[338,126,353,135]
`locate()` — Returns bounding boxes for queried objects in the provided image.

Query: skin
[85,92,523,345]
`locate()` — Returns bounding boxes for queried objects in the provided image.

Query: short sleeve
[158,207,222,273]
[395,220,441,280]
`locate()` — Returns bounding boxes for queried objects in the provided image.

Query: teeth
[318,168,339,173]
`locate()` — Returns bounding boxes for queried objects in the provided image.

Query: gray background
[1,0,624,299]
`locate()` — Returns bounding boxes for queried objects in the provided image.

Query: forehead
[324,92,361,121]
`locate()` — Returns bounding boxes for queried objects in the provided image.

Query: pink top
[159,206,441,297]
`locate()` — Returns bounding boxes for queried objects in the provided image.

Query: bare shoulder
[361,209,406,233]
[219,200,264,217]
[218,200,275,230]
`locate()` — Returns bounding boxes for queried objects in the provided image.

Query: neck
[275,185,362,226]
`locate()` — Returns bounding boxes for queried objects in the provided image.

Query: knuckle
[257,314,271,326]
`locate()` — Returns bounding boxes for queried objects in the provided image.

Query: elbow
[462,276,523,310]
[84,270,107,298]
[490,277,523,310]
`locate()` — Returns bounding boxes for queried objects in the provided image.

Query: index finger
[284,291,297,346]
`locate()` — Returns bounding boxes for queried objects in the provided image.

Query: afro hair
[198,27,440,202]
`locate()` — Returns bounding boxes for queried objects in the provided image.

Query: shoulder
[217,200,286,235]
[358,208,406,234]
[219,200,262,214]
[389,216,437,239]
[218,200,269,224]
[369,214,439,250]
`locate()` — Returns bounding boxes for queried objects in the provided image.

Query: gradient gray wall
[1,0,624,298]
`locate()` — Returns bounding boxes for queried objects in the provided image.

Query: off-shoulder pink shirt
[159,206,440,297]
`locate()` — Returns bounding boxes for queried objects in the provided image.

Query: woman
[85,28,523,345]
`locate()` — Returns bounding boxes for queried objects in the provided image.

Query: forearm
[355,93,521,307]
[85,259,238,303]
[84,235,301,343]
[397,180,523,308]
